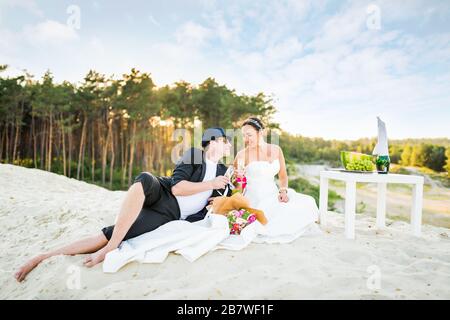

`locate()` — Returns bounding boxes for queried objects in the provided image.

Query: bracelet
[279,187,288,194]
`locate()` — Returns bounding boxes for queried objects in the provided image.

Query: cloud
[175,21,212,47]
[376,0,450,23]
[201,11,241,45]
[307,2,367,51]
[23,20,79,46]
[208,1,450,139]
[0,0,44,17]
[1,0,449,139]
[264,37,304,67]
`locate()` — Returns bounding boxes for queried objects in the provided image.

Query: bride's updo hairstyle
[242,117,264,132]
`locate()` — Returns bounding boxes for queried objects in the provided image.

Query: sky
[1,0,449,140]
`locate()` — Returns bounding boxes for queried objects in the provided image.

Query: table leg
[319,176,329,227]
[345,181,356,239]
[376,183,387,229]
[411,183,423,237]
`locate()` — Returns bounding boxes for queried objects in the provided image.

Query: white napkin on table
[372,117,389,156]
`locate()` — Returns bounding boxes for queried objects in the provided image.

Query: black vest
[158,148,230,222]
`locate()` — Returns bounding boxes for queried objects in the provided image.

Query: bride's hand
[278,190,289,203]
[235,168,246,178]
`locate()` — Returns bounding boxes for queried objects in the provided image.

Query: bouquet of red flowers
[226,208,257,235]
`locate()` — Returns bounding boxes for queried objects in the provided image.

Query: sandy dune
[1,164,449,299]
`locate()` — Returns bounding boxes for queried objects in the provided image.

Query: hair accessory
[245,119,262,130]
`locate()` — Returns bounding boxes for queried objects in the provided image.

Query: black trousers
[101,172,181,241]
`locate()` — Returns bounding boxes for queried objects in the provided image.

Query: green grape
[347,158,375,171]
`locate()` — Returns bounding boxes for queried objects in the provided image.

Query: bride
[234,117,319,242]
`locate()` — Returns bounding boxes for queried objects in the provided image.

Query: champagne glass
[237,158,245,177]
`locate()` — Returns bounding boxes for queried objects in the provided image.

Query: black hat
[201,127,231,148]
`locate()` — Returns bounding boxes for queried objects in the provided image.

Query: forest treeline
[0,65,277,189]
[281,134,450,174]
[1,65,448,190]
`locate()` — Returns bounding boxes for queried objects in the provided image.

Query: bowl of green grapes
[340,151,375,172]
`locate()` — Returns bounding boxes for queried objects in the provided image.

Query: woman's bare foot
[83,245,113,268]
[14,254,47,282]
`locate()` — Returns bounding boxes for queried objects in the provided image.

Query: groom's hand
[210,176,229,189]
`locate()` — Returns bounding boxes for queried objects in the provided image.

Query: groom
[13,127,234,281]
[93,127,233,264]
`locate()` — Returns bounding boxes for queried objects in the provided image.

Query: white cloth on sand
[103,159,321,273]
[102,213,267,273]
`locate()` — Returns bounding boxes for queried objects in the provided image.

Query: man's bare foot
[83,246,113,268]
[14,254,47,282]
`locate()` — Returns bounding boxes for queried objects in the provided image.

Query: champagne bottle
[375,155,390,174]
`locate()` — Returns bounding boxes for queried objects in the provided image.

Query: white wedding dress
[102,159,321,273]
[244,159,320,243]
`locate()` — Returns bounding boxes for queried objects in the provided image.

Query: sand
[1,163,449,299]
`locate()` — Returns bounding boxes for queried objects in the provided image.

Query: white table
[319,170,424,239]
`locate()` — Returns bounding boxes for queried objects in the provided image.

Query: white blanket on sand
[102,213,319,273]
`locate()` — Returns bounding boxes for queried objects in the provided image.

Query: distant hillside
[389,138,450,147]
